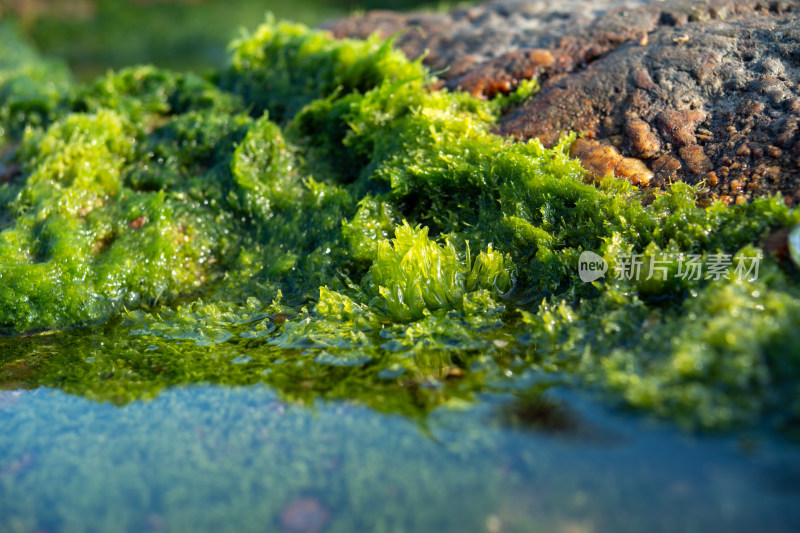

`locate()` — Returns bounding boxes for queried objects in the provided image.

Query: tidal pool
[2,382,800,533]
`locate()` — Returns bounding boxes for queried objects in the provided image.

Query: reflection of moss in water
[0,387,523,533]
[6,386,794,533]
[0,299,516,418]
[0,20,800,433]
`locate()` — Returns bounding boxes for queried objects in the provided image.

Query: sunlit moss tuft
[362,223,512,322]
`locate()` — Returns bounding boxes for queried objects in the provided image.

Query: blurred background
[0,0,458,79]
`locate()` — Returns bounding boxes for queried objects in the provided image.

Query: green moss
[20,0,418,79]
[1,20,800,435]
[75,65,242,120]
[222,20,428,121]
[0,21,71,146]
[358,223,512,322]
[521,259,800,430]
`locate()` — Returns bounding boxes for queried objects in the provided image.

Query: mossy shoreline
[1,19,799,434]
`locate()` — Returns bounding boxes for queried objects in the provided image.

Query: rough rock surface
[325,0,800,205]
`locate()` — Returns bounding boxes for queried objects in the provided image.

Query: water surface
[2,383,799,533]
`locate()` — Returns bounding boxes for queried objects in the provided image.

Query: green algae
[20,0,434,79]
[0,22,72,146]
[1,20,800,435]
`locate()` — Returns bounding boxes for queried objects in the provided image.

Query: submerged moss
[1,21,799,434]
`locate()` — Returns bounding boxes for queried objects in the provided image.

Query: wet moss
[0,22,72,146]
[1,21,799,433]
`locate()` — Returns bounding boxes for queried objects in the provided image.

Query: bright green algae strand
[1,20,800,433]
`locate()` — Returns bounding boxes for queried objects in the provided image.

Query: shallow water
[2,381,799,533]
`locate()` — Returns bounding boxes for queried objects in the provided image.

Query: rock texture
[325,0,800,205]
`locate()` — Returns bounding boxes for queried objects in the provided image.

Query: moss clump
[1,21,799,433]
[0,100,248,332]
[0,22,72,146]
[360,223,512,322]
[221,20,428,121]
[521,255,800,429]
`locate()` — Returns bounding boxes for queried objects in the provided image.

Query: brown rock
[128,216,148,229]
[656,110,707,148]
[736,144,751,157]
[529,49,555,68]
[737,99,766,116]
[633,68,658,91]
[766,145,783,158]
[327,0,800,204]
[453,49,556,97]
[651,154,684,185]
[625,118,661,158]
[615,157,654,186]
[571,138,618,177]
[679,145,713,174]
[761,226,792,260]
[570,138,653,186]
[653,155,683,173]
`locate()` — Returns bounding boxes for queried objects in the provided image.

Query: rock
[625,117,661,158]
[762,226,793,260]
[128,215,148,229]
[679,145,713,174]
[325,0,800,204]
[570,138,653,186]
[656,110,707,148]
[455,48,556,97]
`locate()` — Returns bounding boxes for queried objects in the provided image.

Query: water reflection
[1,385,799,533]
[1,320,800,532]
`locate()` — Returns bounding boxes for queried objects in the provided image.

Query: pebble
[280,498,331,533]
[625,118,661,158]
[679,145,713,174]
[570,138,652,186]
